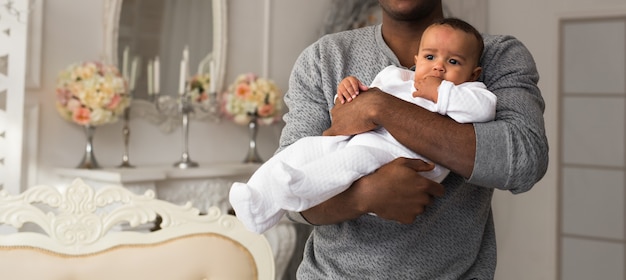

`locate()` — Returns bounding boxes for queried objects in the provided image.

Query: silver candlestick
[173,94,199,169]
[117,106,135,168]
[148,77,220,169]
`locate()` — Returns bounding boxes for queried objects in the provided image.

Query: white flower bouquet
[55,61,131,126]
[221,73,282,125]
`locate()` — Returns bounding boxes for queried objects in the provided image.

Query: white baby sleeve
[436,80,497,123]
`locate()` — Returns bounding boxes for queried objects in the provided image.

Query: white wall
[27,0,626,279]
[490,0,626,279]
[30,0,331,186]
[489,0,559,279]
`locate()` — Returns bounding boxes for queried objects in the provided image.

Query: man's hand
[323,88,386,136]
[359,157,444,224]
[413,76,442,103]
[301,157,445,225]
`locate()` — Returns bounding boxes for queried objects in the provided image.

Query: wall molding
[24,0,41,88]
[0,0,29,193]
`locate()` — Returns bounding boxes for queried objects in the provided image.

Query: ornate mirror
[103,0,227,101]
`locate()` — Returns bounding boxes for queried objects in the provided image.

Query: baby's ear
[470,66,482,81]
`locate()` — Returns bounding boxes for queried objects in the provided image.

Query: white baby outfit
[229,65,496,233]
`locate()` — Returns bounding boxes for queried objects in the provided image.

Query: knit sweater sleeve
[469,35,549,193]
[277,26,387,154]
[277,41,334,152]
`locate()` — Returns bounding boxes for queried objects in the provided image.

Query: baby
[229,18,497,233]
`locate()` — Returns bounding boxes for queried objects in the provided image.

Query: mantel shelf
[55,162,261,184]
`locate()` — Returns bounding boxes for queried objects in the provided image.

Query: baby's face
[413,25,482,85]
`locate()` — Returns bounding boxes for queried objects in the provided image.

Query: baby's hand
[413,76,442,103]
[336,76,368,104]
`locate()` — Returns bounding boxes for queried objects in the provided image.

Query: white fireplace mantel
[55,162,261,183]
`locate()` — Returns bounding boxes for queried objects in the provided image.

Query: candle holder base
[118,107,135,169]
[117,159,135,168]
[173,159,199,169]
[243,117,264,164]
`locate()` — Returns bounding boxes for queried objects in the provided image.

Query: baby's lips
[426,74,443,80]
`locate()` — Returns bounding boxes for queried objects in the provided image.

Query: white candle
[122,46,129,80]
[183,45,189,64]
[197,59,206,75]
[154,56,160,94]
[178,60,187,95]
[147,60,153,95]
[209,60,216,93]
[129,56,138,91]
[179,46,189,95]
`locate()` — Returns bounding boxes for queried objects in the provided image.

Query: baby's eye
[425,55,434,60]
[449,59,459,65]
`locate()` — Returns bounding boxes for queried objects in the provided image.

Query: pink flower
[56,88,71,105]
[67,98,82,111]
[257,104,274,117]
[245,73,257,83]
[197,93,208,102]
[106,94,122,110]
[72,107,91,125]
[235,83,251,99]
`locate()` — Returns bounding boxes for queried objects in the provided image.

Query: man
[279,0,549,278]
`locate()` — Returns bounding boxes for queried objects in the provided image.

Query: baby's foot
[270,162,308,211]
[229,182,258,231]
[229,182,282,233]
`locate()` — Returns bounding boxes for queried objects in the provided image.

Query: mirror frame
[103,0,228,93]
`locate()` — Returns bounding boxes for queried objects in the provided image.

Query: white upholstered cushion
[0,178,275,280]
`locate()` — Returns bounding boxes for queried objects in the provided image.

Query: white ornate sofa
[0,178,275,280]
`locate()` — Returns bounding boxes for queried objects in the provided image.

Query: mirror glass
[114,0,226,100]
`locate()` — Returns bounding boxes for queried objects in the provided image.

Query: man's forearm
[324,89,476,177]
[371,90,476,178]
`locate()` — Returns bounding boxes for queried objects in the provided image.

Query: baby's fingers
[358,80,369,93]
[337,85,353,104]
[344,78,362,100]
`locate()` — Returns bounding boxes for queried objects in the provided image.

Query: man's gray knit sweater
[279,25,549,280]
